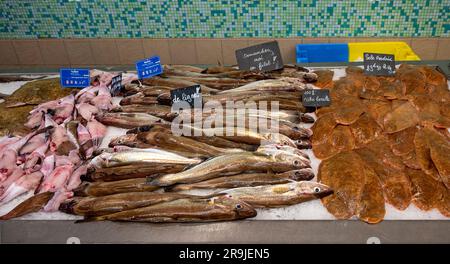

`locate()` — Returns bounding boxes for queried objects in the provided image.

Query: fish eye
[295,171,301,176]
[235,204,242,209]
[293,160,300,166]
[227,194,233,198]
[314,187,321,193]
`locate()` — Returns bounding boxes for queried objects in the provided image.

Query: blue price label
[135,56,163,79]
[60,68,90,88]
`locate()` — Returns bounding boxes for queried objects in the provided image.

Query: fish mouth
[58,199,77,214]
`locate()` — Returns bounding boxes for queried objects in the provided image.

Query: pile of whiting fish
[0,64,334,222]
[312,65,450,223]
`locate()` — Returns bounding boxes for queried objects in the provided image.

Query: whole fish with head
[218,181,333,208]
[74,178,160,197]
[85,163,189,182]
[218,78,307,94]
[181,125,297,147]
[89,148,202,169]
[96,112,165,129]
[137,130,244,157]
[168,169,315,192]
[79,195,256,223]
[149,151,311,186]
[127,124,256,151]
[60,192,201,216]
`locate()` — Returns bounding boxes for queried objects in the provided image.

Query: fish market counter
[0,61,450,244]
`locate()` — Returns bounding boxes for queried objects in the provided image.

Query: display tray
[0,61,449,243]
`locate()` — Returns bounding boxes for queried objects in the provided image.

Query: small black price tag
[235,41,283,72]
[170,85,202,108]
[363,52,395,76]
[302,89,331,107]
[110,73,123,96]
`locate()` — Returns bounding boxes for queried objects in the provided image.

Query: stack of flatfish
[312,65,450,223]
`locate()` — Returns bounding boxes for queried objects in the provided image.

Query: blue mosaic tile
[0,0,448,39]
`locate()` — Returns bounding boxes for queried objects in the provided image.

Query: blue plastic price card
[135,56,163,79]
[60,68,90,88]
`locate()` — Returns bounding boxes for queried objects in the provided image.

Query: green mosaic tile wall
[1,0,449,39]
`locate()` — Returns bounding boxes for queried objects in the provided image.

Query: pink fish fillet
[66,164,88,191]
[68,150,81,167]
[53,94,75,124]
[0,136,20,153]
[38,164,74,193]
[87,117,107,147]
[77,123,94,158]
[76,102,99,121]
[29,99,59,116]
[77,123,91,145]
[75,86,100,103]
[0,167,24,197]
[40,155,55,181]
[0,171,43,204]
[0,132,36,180]
[23,141,49,173]
[19,133,47,155]
[24,111,44,129]
[90,86,112,111]
[43,189,74,212]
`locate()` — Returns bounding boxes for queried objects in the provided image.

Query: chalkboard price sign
[235,41,283,72]
[302,89,331,107]
[170,85,202,108]
[110,73,123,96]
[364,53,395,76]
